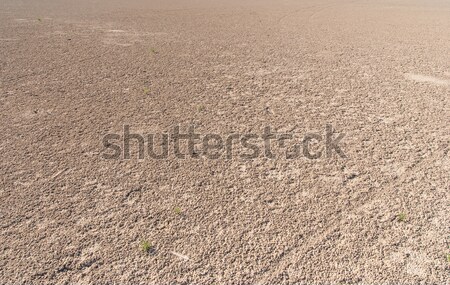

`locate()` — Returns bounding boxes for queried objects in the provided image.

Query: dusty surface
[1,0,449,283]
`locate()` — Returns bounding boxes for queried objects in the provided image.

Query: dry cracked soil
[0,0,449,284]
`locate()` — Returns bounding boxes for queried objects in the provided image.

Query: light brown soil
[1,0,449,283]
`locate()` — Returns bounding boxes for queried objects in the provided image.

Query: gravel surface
[0,0,449,283]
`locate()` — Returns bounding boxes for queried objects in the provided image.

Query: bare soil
[0,0,449,283]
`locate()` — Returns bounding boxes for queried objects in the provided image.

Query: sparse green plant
[149,48,158,54]
[174,207,182,214]
[37,18,42,22]
[140,240,153,253]
[198,105,205,112]
[447,254,450,263]
[397,212,407,222]
[143,87,150,95]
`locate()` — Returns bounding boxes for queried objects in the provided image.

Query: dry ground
[0,0,449,283]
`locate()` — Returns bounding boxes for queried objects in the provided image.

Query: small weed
[140,240,153,253]
[447,254,450,263]
[37,18,42,22]
[397,212,407,222]
[198,105,205,112]
[143,87,150,95]
[174,207,182,214]
[149,48,158,54]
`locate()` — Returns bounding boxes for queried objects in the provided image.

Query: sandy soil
[0,0,449,283]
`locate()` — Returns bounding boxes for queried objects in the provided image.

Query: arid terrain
[1,0,449,283]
